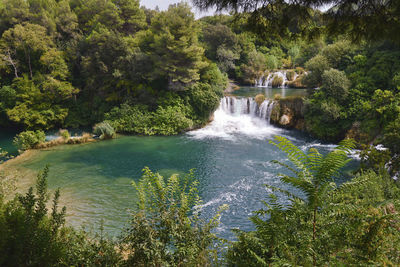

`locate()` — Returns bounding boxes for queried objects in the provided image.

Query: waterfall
[220,96,275,123]
[254,70,289,88]
[189,96,280,140]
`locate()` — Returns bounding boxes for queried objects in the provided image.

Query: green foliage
[13,130,45,151]
[238,50,266,84]
[105,98,195,136]
[61,227,122,266]
[321,68,350,102]
[189,83,220,120]
[303,54,331,88]
[227,137,400,266]
[0,166,67,266]
[254,94,265,106]
[93,121,116,140]
[265,54,278,69]
[321,40,355,70]
[145,3,207,91]
[359,145,391,173]
[0,147,7,163]
[58,129,70,140]
[123,167,227,266]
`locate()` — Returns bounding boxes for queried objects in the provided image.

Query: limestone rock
[279,115,290,125]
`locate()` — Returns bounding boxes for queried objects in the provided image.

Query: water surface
[0,92,357,240]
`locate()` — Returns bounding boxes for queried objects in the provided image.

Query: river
[0,88,358,240]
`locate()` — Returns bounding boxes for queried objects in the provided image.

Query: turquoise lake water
[0,88,358,239]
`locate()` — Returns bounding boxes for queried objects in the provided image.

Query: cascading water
[189,96,281,140]
[254,70,298,88]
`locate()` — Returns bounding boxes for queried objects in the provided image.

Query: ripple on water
[0,96,359,240]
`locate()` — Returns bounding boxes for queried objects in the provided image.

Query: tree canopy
[192,0,400,43]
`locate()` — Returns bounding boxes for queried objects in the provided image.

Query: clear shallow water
[0,129,18,157]
[0,94,358,240]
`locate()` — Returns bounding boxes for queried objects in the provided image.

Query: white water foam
[188,96,282,140]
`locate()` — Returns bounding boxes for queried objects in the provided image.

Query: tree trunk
[4,49,18,78]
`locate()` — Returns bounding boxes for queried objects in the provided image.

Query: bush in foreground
[122,167,227,266]
[227,137,400,266]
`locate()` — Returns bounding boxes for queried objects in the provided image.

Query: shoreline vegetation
[1,0,400,265]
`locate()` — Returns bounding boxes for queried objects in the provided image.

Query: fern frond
[265,183,305,203]
[270,136,310,174]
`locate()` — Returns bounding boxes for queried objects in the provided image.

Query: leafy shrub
[287,75,306,88]
[359,145,392,173]
[122,167,227,266]
[0,148,8,163]
[106,102,194,136]
[321,68,350,102]
[321,40,354,69]
[271,75,283,87]
[286,70,295,81]
[13,130,46,151]
[189,83,220,119]
[0,167,67,266]
[0,167,121,266]
[151,105,194,135]
[93,121,116,140]
[62,228,122,266]
[58,129,70,140]
[303,54,331,88]
[265,54,278,69]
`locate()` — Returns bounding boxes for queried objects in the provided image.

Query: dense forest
[1,0,400,266]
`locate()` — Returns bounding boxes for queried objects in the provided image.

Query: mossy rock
[295,67,305,74]
[271,75,283,88]
[270,103,281,123]
[287,75,306,88]
[254,94,266,106]
[286,70,295,81]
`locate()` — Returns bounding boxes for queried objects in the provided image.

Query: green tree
[303,54,330,88]
[321,40,354,70]
[321,68,350,102]
[145,3,207,91]
[239,50,267,84]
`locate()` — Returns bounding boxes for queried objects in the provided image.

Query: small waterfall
[189,96,279,140]
[254,70,288,88]
[220,96,275,123]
